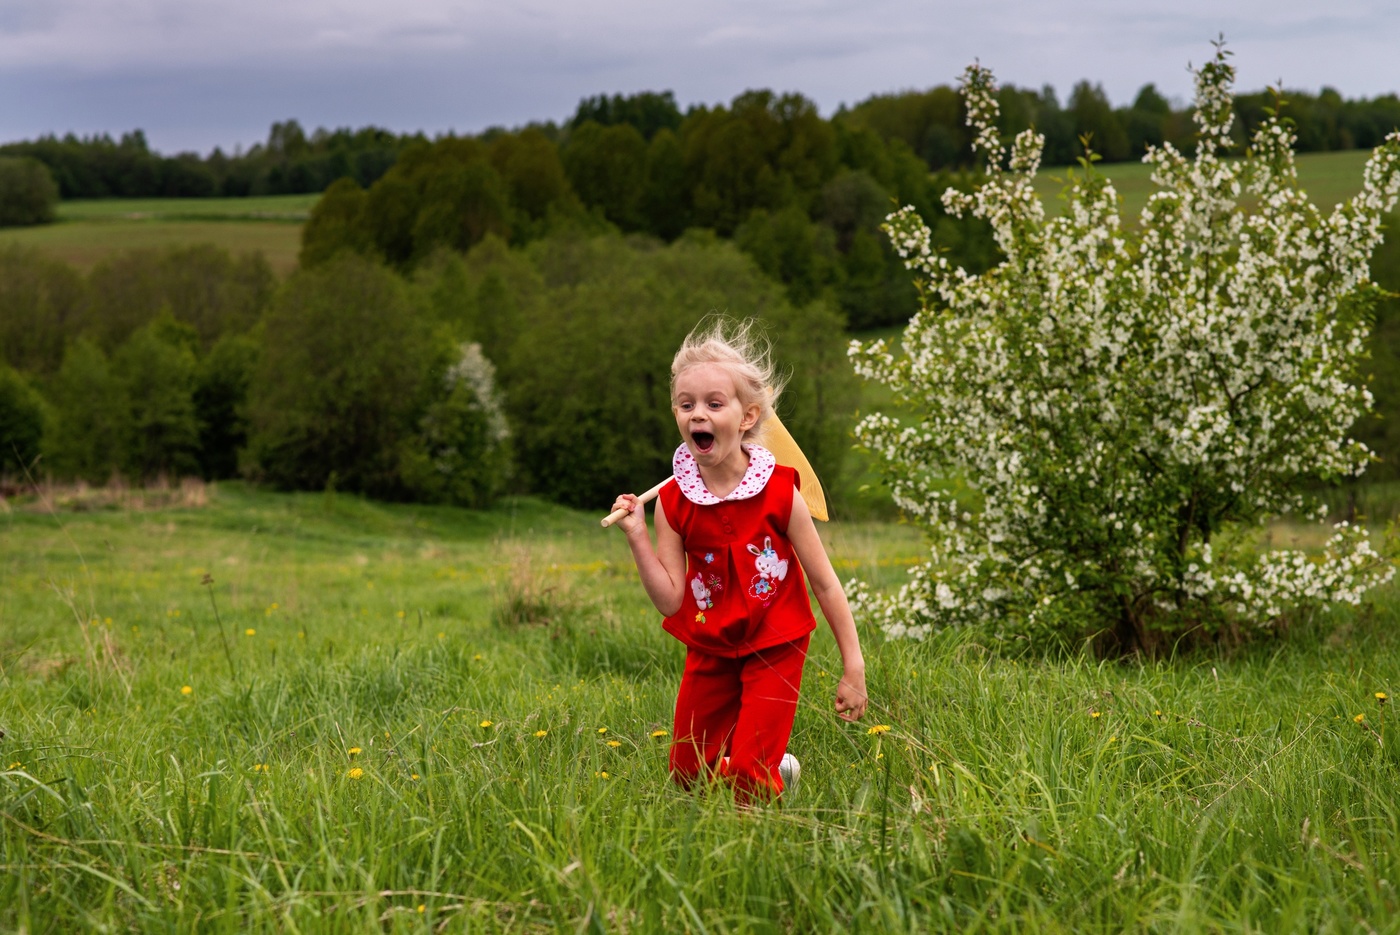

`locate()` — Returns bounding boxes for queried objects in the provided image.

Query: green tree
[489,128,577,227]
[1069,81,1130,161]
[246,254,441,495]
[112,319,202,478]
[195,333,259,479]
[43,339,131,481]
[684,91,839,234]
[734,205,841,307]
[411,161,514,259]
[0,245,88,374]
[563,121,648,230]
[0,365,46,477]
[363,173,419,266]
[495,232,855,508]
[84,245,273,352]
[0,156,59,227]
[640,129,690,238]
[300,177,373,266]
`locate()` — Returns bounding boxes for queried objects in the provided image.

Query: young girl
[610,320,868,801]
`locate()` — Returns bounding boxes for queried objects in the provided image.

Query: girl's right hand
[610,494,644,535]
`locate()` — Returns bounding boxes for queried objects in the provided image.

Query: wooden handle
[601,477,672,528]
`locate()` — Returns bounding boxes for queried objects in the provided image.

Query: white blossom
[848,45,1400,646]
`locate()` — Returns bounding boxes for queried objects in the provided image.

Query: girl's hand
[834,666,868,721]
[610,493,645,535]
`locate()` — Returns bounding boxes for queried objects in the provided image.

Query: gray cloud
[0,0,1396,153]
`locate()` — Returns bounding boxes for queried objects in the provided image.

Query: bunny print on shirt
[746,536,789,604]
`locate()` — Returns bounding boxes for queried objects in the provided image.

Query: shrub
[245,253,441,496]
[43,339,131,482]
[399,342,512,507]
[0,365,46,477]
[0,157,58,227]
[195,333,259,479]
[0,245,88,374]
[113,319,202,479]
[85,245,274,351]
[850,46,1400,652]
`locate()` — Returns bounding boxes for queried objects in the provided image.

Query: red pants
[669,635,809,801]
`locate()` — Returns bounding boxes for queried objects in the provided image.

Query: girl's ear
[739,402,762,432]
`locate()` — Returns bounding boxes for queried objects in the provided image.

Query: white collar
[672,443,776,505]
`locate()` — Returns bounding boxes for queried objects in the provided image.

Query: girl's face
[673,363,760,468]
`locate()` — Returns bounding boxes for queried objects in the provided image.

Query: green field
[3,484,1399,931]
[0,194,317,275]
[1034,149,1374,223]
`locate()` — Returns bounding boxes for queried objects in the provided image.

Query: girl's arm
[787,489,868,722]
[610,492,687,616]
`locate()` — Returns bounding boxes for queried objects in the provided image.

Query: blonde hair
[671,317,784,442]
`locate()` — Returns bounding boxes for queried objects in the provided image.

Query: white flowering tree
[848,45,1400,652]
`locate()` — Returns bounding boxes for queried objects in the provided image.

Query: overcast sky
[2,0,1397,155]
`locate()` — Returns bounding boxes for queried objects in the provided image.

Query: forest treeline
[6,81,1399,200]
[3,211,1399,514]
[0,233,860,513]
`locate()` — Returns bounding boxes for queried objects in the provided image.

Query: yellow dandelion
[534,730,548,738]
[473,654,483,661]
[1108,736,1116,743]
[180,685,193,696]
[867,724,891,735]
[104,617,112,625]
[347,767,364,780]
[348,747,362,755]
[1377,692,1389,704]
[1354,713,1366,723]
[606,740,622,748]
[650,729,669,738]
[1090,711,1101,719]
[410,773,420,781]
[596,771,610,779]
[245,628,256,637]
[597,727,608,734]
[479,720,493,728]
[417,904,426,914]
[1154,709,1162,717]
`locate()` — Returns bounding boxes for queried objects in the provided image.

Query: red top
[659,463,818,656]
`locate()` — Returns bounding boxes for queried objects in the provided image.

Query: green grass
[3,483,1399,931]
[55,195,320,222]
[1033,149,1375,223]
[0,194,318,275]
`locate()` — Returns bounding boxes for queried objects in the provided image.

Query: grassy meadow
[3,483,1400,932]
[0,195,316,275]
[1033,149,1373,222]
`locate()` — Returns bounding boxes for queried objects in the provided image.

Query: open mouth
[691,431,715,454]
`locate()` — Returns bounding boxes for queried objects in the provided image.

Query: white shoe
[778,753,800,790]
[719,752,800,790]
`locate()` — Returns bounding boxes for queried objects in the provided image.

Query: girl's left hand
[834,667,868,721]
